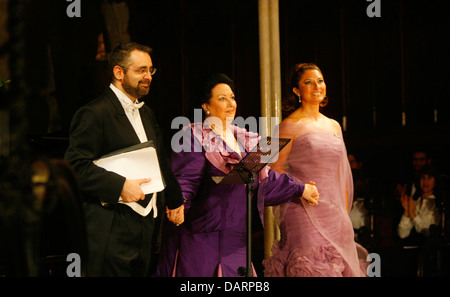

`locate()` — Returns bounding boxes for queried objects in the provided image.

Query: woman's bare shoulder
[321,115,341,132]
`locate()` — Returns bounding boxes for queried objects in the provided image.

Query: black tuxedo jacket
[64,87,183,275]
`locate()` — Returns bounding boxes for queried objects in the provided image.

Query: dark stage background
[1,0,450,277]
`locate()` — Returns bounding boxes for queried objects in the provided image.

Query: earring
[205,110,210,115]
[298,95,302,103]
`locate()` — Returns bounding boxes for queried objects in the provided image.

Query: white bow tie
[124,100,145,112]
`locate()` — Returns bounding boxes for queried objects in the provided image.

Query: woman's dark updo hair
[195,73,235,105]
[282,63,328,118]
[189,73,235,121]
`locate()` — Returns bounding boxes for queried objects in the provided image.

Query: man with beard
[65,42,184,276]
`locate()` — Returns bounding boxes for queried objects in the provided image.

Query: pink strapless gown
[263,122,368,277]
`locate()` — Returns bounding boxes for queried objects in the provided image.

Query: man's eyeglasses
[122,66,157,76]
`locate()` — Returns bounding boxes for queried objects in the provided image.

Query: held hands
[121,178,151,203]
[121,178,185,225]
[166,205,185,226]
[302,181,320,205]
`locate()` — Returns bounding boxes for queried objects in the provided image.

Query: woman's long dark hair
[417,164,441,198]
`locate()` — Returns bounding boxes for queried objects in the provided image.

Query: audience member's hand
[395,183,407,199]
[408,196,416,219]
[302,181,319,205]
[400,193,409,210]
[400,193,416,218]
[166,205,185,226]
[121,178,151,203]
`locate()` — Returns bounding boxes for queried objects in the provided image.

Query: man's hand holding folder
[121,177,152,203]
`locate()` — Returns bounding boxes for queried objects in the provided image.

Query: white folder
[94,141,165,216]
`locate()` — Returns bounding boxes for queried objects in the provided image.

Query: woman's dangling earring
[298,95,302,103]
[205,110,210,115]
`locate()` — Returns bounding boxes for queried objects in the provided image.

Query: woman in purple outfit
[263,63,368,277]
[157,73,319,277]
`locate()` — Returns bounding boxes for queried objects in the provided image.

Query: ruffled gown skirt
[263,197,366,277]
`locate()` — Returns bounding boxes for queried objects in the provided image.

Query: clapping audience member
[397,164,441,246]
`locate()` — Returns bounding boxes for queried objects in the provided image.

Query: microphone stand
[235,167,256,277]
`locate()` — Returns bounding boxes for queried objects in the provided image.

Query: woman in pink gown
[263,63,368,277]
